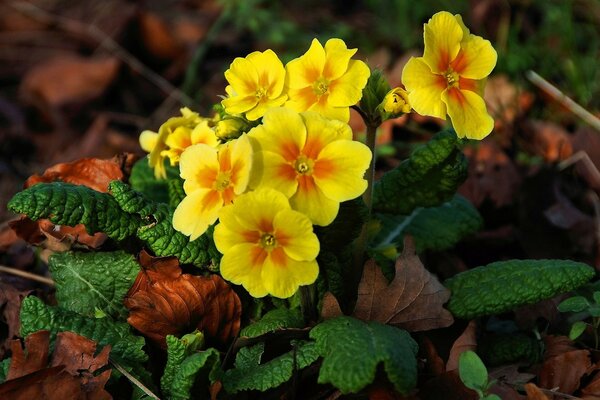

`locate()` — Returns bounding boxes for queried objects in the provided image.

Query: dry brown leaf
[581,369,600,399]
[0,283,30,358]
[353,237,453,331]
[446,320,477,371]
[418,370,478,400]
[125,256,241,347]
[524,383,551,400]
[138,11,183,60]
[0,330,111,400]
[520,120,573,163]
[20,55,119,109]
[542,335,578,359]
[320,291,344,320]
[422,337,446,377]
[459,140,521,208]
[539,349,591,394]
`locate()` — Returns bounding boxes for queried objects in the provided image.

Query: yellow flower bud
[382,87,411,115]
[215,118,245,140]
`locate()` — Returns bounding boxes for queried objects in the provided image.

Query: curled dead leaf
[446,320,477,372]
[353,237,454,331]
[0,283,31,358]
[520,120,573,163]
[524,383,551,400]
[539,349,591,395]
[125,255,241,348]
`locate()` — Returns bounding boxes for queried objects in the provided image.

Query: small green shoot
[458,351,500,400]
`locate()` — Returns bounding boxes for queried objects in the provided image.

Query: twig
[9,1,193,106]
[559,151,600,188]
[0,265,55,286]
[526,70,600,132]
[110,360,161,400]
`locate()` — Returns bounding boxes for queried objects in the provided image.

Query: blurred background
[1,0,600,271]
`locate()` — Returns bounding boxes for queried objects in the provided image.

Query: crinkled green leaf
[168,348,220,400]
[234,343,264,370]
[49,251,139,318]
[445,259,596,319]
[241,308,304,338]
[0,358,9,383]
[129,158,180,204]
[7,182,140,241]
[374,195,482,253]
[359,69,390,123]
[110,181,221,268]
[223,341,319,393]
[373,130,468,215]
[309,316,418,395]
[168,178,186,209]
[19,296,147,366]
[161,331,205,394]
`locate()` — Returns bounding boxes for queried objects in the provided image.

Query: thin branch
[110,360,161,400]
[526,70,600,132]
[9,1,193,106]
[0,265,55,286]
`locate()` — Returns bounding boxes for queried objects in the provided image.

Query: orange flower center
[312,77,329,96]
[214,171,232,191]
[259,233,277,250]
[294,155,314,175]
[444,69,460,88]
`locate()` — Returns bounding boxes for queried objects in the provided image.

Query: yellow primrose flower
[221,49,287,121]
[248,108,372,226]
[382,87,411,115]
[401,11,497,140]
[173,135,252,240]
[161,120,219,166]
[285,38,370,122]
[141,108,212,179]
[214,188,320,298]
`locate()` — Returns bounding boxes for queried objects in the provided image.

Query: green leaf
[359,69,391,122]
[445,259,596,319]
[49,251,139,318]
[169,348,220,400]
[593,291,600,305]
[482,395,502,400]
[110,181,221,268]
[19,296,147,366]
[222,341,319,393]
[372,129,468,215]
[569,321,588,340]
[161,331,205,394]
[234,343,264,369]
[129,158,180,204]
[374,195,482,253]
[309,316,418,395]
[7,182,141,241]
[241,308,304,338]
[167,178,186,209]
[458,351,489,392]
[0,358,9,383]
[558,296,590,313]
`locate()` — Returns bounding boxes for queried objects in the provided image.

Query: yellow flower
[173,135,253,240]
[214,188,320,298]
[248,108,372,226]
[140,108,218,178]
[401,11,497,140]
[285,38,370,122]
[215,118,245,140]
[381,87,411,115]
[221,49,287,121]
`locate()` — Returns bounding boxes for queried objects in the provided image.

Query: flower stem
[363,122,378,213]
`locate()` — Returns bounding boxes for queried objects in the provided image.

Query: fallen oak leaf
[354,237,453,331]
[446,320,477,372]
[125,257,241,348]
[539,349,591,395]
[0,282,30,358]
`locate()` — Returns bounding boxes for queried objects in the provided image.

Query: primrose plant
[5,10,596,399]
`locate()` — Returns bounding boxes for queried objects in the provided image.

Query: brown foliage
[0,283,30,358]
[125,253,241,348]
[0,330,111,400]
[446,320,477,371]
[539,349,591,395]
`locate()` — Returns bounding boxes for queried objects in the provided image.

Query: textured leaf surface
[223,341,319,393]
[373,130,468,215]
[445,260,596,319]
[129,158,180,204]
[309,316,418,395]
[374,195,482,253]
[161,331,204,393]
[110,180,220,267]
[241,308,304,338]
[7,182,140,241]
[49,251,139,318]
[20,296,147,366]
[0,359,9,383]
[169,349,220,400]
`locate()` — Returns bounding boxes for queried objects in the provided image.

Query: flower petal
[308,96,350,122]
[219,243,268,298]
[323,38,356,80]
[222,94,258,115]
[214,205,254,253]
[423,11,463,73]
[248,108,306,160]
[286,38,326,89]
[442,87,494,140]
[225,56,259,95]
[165,126,192,150]
[245,95,287,121]
[402,57,447,119]
[228,135,253,194]
[179,144,219,193]
[451,35,497,80]
[173,189,222,240]
[301,112,347,159]
[139,130,158,152]
[286,87,319,112]
[248,49,286,97]
[274,209,319,261]
[232,188,291,233]
[261,249,319,298]
[313,140,371,202]
[255,151,298,197]
[191,121,219,147]
[327,59,370,107]
[290,176,339,226]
